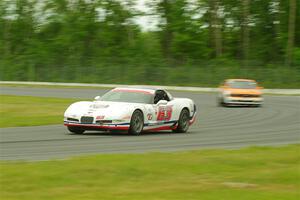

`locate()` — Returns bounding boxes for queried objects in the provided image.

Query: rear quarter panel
[171,98,195,120]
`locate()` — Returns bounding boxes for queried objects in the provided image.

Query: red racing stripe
[145,125,174,131]
[64,123,129,130]
[113,89,153,95]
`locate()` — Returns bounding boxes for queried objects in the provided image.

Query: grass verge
[0,95,81,128]
[0,145,299,200]
[0,83,114,90]
[1,84,300,96]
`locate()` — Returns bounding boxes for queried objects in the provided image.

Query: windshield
[228,81,257,89]
[100,90,153,104]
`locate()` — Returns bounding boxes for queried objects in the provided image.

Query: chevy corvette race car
[64,87,196,135]
[218,79,263,107]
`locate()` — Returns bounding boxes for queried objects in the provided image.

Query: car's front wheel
[173,109,190,133]
[67,126,85,134]
[218,97,227,107]
[129,110,144,135]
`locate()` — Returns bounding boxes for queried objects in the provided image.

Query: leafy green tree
[0,0,299,87]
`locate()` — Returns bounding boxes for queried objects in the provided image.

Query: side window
[162,91,170,101]
[166,91,173,101]
[154,90,170,104]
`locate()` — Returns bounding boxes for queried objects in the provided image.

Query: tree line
[0,0,299,88]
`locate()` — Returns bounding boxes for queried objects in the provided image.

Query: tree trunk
[285,0,296,66]
[242,0,250,67]
[210,0,222,57]
[273,0,281,61]
[161,0,173,62]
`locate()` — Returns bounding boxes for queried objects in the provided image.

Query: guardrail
[0,81,299,95]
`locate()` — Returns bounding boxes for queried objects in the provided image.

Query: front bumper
[64,121,130,130]
[224,97,263,105]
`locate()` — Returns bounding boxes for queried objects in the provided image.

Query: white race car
[64,87,196,135]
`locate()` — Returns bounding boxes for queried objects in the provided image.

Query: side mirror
[94,96,101,101]
[157,100,168,105]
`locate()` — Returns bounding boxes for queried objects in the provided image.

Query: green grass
[0,95,81,128]
[0,83,115,90]
[0,145,299,200]
[2,65,300,88]
[2,65,300,89]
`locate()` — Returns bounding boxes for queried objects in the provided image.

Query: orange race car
[217,79,263,107]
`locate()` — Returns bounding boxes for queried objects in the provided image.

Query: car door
[144,90,174,126]
[154,90,173,122]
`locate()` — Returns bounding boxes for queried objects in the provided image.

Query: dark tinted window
[154,90,170,104]
[228,81,257,89]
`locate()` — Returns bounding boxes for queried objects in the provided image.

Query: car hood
[65,101,142,119]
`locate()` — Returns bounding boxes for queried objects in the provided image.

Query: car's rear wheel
[173,109,190,133]
[129,110,144,135]
[68,126,84,134]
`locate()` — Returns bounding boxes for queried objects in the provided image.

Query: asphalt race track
[0,86,299,160]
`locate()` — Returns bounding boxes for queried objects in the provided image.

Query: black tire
[68,126,84,134]
[218,97,227,107]
[129,110,144,135]
[217,98,223,107]
[173,109,190,133]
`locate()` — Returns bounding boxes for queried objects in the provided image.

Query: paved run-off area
[0,86,299,160]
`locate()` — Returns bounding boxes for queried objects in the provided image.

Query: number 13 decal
[157,106,173,121]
